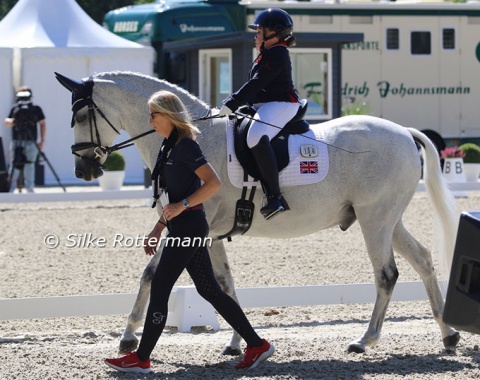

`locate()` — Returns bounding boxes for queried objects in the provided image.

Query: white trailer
[245,0,480,139]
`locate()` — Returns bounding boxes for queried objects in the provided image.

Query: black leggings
[137,210,262,361]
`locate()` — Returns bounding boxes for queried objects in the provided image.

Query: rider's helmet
[248,8,293,40]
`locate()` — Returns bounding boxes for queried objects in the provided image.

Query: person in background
[219,8,300,220]
[4,86,46,193]
[105,90,274,374]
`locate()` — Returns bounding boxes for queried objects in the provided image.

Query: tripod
[8,129,66,192]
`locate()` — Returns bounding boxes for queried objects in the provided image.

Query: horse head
[55,72,123,181]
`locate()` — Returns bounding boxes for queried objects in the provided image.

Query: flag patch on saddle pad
[300,161,319,174]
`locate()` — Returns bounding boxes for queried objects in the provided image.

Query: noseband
[70,78,154,168]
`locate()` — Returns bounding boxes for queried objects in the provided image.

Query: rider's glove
[219,105,233,117]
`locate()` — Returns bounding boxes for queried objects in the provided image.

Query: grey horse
[55,71,460,355]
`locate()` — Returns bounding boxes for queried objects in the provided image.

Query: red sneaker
[235,339,275,369]
[105,351,152,373]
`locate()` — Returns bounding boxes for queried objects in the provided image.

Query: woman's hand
[144,221,166,256]
[162,202,186,221]
[162,163,221,221]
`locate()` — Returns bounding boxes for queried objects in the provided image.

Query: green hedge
[459,143,480,164]
[103,151,126,171]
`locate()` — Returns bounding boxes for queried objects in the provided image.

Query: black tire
[421,129,446,155]
[421,129,446,171]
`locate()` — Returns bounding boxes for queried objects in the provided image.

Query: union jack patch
[300,161,319,174]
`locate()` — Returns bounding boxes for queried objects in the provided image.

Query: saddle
[219,100,311,241]
[234,99,309,180]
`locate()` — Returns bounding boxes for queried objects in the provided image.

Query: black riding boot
[250,136,288,219]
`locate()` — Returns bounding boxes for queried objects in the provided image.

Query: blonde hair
[148,90,200,141]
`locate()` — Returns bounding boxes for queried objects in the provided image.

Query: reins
[72,98,217,168]
[220,110,372,155]
[71,93,369,170]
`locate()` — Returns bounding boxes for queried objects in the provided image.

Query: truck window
[442,28,455,50]
[411,31,431,55]
[386,28,399,50]
[350,16,373,25]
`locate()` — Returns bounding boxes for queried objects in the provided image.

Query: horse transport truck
[103,0,480,142]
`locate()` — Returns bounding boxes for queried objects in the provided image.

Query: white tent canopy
[0,0,154,186]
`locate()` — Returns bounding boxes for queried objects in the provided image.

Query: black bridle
[67,75,225,169]
[70,86,155,168]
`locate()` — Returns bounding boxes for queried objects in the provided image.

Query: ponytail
[283,34,296,47]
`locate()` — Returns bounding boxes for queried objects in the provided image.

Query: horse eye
[75,113,87,124]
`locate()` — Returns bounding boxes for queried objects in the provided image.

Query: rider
[219,8,300,220]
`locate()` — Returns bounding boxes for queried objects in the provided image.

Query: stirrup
[260,195,285,220]
[263,206,285,220]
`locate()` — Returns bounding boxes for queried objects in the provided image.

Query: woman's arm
[162,163,221,221]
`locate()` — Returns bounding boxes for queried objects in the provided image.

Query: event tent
[0,0,154,185]
[0,47,14,131]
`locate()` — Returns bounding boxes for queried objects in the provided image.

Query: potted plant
[98,151,126,190]
[459,143,480,182]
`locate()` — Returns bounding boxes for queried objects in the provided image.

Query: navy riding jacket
[223,43,299,112]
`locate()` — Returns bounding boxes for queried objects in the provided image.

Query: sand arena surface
[1,191,480,379]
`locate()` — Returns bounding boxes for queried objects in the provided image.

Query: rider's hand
[219,105,233,117]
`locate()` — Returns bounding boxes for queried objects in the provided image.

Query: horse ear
[54,72,85,93]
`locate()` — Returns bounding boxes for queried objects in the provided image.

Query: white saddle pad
[226,121,329,189]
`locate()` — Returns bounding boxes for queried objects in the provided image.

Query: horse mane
[91,71,211,113]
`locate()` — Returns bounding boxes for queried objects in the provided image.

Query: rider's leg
[250,135,285,219]
[246,102,300,148]
[247,102,299,219]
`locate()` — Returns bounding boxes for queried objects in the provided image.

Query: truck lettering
[377,81,470,98]
[179,24,226,33]
[113,21,139,33]
[341,41,380,51]
[341,82,369,97]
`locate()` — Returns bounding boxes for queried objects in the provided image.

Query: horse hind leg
[392,221,460,348]
[118,250,160,354]
[348,226,399,353]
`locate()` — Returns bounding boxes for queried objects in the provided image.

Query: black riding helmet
[248,8,294,40]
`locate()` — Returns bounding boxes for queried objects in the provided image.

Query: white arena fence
[0,181,480,203]
[0,183,467,330]
[0,282,445,332]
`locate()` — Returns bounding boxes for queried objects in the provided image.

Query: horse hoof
[347,344,365,354]
[443,332,461,348]
[119,339,139,354]
[221,345,242,356]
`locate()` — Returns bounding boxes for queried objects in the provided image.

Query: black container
[443,211,480,334]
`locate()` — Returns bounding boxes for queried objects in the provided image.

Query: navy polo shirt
[163,137,207,203]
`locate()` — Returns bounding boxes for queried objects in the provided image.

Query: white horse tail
[408,128,458,277]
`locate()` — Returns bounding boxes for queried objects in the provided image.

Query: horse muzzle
[74,158,104,181]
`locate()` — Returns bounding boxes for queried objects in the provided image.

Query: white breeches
[246,102,300,148]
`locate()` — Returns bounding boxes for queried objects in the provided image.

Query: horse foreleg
[392,221,460,348]
[208,239,243,356]
[348,229,399,353]
[119,250,161,354]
